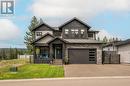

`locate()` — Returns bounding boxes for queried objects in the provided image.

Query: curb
[1,76,130,82]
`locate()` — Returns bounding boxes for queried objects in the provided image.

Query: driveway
[64,64,130,77]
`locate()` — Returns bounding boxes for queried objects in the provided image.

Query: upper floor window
[88,33,93,38]
[81,29,85,34]
[75,29,79,34]
[71,29,79,34]
[71,29,75,34]
[65,29,69,34]
[36,32,42,36]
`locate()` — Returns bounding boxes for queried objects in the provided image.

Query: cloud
[30,0,130,17]
[0,19,21,40]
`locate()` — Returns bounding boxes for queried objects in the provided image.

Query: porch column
[33,46,36,63]
[49,44,53,59]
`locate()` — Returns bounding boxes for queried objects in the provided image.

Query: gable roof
[59,17,91,29]
[47,37,68,44]
[32,33,54,44]
[31,21,54,31]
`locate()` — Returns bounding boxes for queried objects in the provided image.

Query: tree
[97,37,100,41]
[109,38,113,42]
[39,18,43,24]
[103,36,108,43]
[24,16,40,54]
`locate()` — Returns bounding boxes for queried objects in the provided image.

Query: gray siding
[35,25,53,39]
[62,20,88,39]
[118,44,130,64]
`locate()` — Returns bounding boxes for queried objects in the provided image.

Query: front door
[54,44,62,59]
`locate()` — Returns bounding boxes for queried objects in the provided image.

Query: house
[32,17,103,64]
[103,41,121,52]
[102,41,121,64]
[103,39,130,64]
[116,39,130,64]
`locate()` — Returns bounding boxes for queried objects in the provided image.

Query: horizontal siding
[118,44,130,63]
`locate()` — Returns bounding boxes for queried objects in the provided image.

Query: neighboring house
[103,41,121,52]
[116,39,130,64]
[32,17,103,64]
[103,39,130,64]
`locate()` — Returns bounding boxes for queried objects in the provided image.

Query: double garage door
[68,48,97,64]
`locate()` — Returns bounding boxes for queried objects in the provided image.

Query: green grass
[0,64,64,80]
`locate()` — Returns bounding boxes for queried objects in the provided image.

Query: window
[75,29,79,34]
[36,32,42,36]
[81,29,85,34]
[88,33,93,38]
[65,29,69,34]
[71,29,79,34]
[89,49,96,61]
[71,29,75,34]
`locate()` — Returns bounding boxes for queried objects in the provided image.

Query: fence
[17,55,33,63]
[102,51,120,64]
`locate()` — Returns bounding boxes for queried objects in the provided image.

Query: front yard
[0,59,64,80]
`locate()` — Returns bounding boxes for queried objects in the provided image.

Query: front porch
[33,38,67,64]
[34,44,64,64]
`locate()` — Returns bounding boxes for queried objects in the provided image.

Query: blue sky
[0,0,130,48]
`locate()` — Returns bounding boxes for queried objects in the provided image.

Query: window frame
[88,33,93,38]
[36,32,42,36]
[65,29,69,35]
[81,29,85,34]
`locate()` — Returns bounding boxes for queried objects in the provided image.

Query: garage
[68,48,97,64]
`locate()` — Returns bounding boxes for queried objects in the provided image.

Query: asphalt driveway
[64,64,130,77]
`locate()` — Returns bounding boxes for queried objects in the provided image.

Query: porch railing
[34,54,53,64]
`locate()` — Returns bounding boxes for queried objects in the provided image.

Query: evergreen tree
[115,37,118,41]
[39,18,43,24]
[24,16,40,54]
[97,37,100,41]
[103,36,108,43]
[112,37,115,42]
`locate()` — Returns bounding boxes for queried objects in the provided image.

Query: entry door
[54,45,62,59]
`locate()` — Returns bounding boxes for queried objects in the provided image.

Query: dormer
[32,22,54,39]
[58,17,89,39]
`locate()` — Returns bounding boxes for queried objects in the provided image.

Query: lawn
[0,64,64,80]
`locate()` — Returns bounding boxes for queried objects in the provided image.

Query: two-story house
[32,17,103,64]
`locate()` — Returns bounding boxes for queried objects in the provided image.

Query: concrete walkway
[64,64,130,77]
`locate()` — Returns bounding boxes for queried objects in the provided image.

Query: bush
[63,57,69,64]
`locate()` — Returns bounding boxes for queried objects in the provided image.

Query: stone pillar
[97,49,102,64]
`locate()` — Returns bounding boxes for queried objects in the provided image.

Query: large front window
[40,47,49,59]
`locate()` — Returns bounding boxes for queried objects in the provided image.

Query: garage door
[68,48,96,64]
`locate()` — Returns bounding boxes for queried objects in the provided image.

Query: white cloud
[0,19,21,40]
[30,0,130,17]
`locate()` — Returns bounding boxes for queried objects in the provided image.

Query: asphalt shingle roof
[64,39,103,44]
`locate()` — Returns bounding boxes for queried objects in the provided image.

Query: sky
[0,0,130,48]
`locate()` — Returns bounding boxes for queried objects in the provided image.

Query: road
[0,77,130,86]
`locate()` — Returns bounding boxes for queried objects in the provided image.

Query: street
[0,77,130,86]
